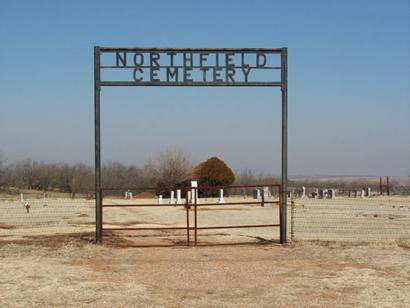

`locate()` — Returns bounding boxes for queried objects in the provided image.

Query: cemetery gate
[93,47,288,244]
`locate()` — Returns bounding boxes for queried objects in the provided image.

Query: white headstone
[20,193,24,203]
[301,186,306,199]
[365,187,371,197]
[170,191,175,204]
[361,189,365,198]
[263,187,271,199]
[176,189,182,204]
[158,195,163,204]
[218,189,225,204]
[287,191,292,198]
[125,190,133,200]
[187,191,191,203]
[191,180,198,203]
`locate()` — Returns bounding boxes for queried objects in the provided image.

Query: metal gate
[99,184,281,246]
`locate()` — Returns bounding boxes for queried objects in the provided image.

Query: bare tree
[146,149,192,190]
[102,161,145,189]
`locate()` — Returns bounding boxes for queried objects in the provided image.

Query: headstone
[361,189,365,198]
[218,189,225,204]
[125,190,133,200]
[315,189,319,199]
[187,191,191,203]
[20,193,24,203]
[301,186,306,199]
[191,180,198,203]
[158,195,163,204]
[328,189,335,200]
[263,187,271,199]
[170,191,175,204]
[176,189,182,204]
[287,191,292,199]
[318,189,324,199]
[365,187,371,197]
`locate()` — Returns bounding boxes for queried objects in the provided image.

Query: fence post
[290,200,295,242]
[185,189,190,246]
[194,188,198,245]
[99,188,103,243]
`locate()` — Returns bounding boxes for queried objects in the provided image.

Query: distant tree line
[0,150,192,197]
[0,152,397,197]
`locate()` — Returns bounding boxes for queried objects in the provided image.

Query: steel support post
[94,46,102,244]
[280,48,288,244]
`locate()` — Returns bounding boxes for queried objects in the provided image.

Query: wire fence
[2,184,410,244]
[290,187,410,242]
[0,197,95,239]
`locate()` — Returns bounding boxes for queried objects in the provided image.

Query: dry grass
[1,234,410,307]
[1,196,410,306]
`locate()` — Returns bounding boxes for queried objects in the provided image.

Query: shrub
[193,157,235,195]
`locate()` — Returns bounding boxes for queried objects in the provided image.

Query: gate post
[280,47,288,244]
[94,46,102,244]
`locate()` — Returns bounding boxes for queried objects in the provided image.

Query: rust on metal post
[194,188,198,245]
[278,186,282,239]
[185,189,190,246]
[99,188,104,243]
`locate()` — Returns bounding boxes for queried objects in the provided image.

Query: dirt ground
[0,234,410,307]
[1,196,410,306]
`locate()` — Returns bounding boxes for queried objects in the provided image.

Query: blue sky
[0,0,409,176]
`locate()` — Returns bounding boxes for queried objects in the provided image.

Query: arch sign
[94,47,288,243]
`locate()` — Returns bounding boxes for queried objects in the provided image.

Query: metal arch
[93,47,288,244]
